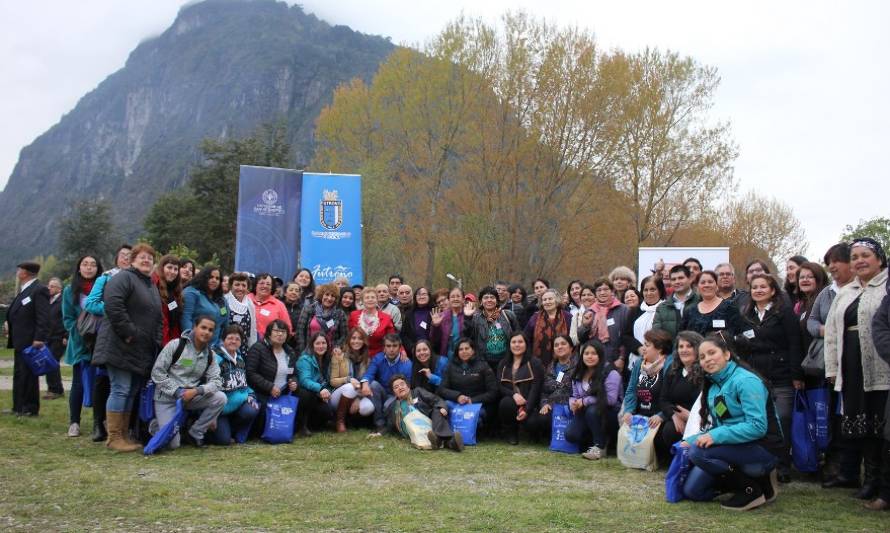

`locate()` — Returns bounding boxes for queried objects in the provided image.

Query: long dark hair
[410,339,440,389]
[71,255,104,300]
[796,261,828,317]
[293,268,316,301]
[343,327,370,368]
[784,255,808,302]
[190,265,224,302]
[571,339,608,414]
[339,287,357,314]
[670,331,704,386]
[696,333,771,432]
[304,331,330,360]
[154,254,182,306]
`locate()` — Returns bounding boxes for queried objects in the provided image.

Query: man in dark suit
[6,261,50,416]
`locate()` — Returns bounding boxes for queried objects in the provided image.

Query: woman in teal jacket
[61,255,104,437]
[180,266,229,346]
[295,332,335,436]
[682,333,782,512]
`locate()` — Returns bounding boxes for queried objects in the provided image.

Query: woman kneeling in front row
[683,333,782,511]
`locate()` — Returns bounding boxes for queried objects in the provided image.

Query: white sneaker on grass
[582,445,602,460]
[67,423,80,437]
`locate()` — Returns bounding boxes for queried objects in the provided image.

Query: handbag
[791,390,819,472]
[549,404,579,454]
[617,415,658,471]
[398,408,434,449]
[143,399,188,455]
[139,381,156,422]
[21,345,59,376]
[665,442,692,503]
[76,310,101,350]
[262,395,299,444]
[447,401,482,446]
[81,364,96,407]
[800,338,825,376]
[806,387,830,451]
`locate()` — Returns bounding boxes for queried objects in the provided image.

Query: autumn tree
[58,199,118,264]
[605,48,737,246]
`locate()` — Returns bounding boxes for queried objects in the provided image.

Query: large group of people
[5,238,890,512]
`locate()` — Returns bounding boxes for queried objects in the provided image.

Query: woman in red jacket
[349,289,395,356]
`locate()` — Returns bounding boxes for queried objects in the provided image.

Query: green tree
[57,199,118,264]
[144,121,292,270]
[841,217,890,251]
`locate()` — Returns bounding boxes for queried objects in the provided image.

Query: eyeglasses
[270,329,288,336]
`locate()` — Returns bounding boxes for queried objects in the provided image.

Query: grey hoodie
[151,329,223,401]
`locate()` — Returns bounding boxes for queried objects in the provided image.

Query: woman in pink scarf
[578,278,630,372]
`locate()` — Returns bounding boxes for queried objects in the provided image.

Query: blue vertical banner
[234,166,302,280]
[300,173,363,285]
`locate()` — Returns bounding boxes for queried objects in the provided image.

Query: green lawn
[0,397,885,532]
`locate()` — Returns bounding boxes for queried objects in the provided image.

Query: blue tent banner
[234,166,302,280]
[300,173,363,285]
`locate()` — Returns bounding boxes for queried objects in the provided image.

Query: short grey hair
[714,262,735,275]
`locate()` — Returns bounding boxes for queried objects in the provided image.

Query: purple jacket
[570,369,622,408]
[430,310,464,357]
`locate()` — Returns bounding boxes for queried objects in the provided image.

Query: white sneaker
[582,445,602,460]
[67,423,81,437]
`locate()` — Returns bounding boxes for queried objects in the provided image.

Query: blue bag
[791,390,818,472]
[139,381,156,423]
[81,363,96,407]
[21,345,59,376]
[665,442,692,502]
[806,388,830,451]
[550,404,579,454]
[447,401,482,446]
[262,395,299,444]
[143,399,188,455]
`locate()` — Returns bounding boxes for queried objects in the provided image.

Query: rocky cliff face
[0,0,393,268]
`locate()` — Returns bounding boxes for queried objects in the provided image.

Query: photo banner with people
[300,172,363,285]
[234,165,303,280]
[637,247,730,282]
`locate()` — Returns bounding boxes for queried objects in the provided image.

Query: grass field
[0,398,886,531]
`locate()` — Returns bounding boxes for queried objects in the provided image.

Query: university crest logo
[320,189,343,230]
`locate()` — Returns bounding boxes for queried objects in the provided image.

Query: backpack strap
[170,338,214,385]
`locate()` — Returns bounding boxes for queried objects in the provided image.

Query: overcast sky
[2,0,888,259]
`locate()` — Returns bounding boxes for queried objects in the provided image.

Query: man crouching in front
[152,315,227,448]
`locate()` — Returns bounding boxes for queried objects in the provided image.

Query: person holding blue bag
[652,331,705,463]
[151,316,227,449]
[496,332,545,445]
[246,320,299,438]
[437,338,498,438]
[682,333,782,511]
[566,339,622,460]
[207,325,258,445]
[536,335,578,441]
[61,255,103,437]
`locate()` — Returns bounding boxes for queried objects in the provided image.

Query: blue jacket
[622,355,673,416]
[684,360,769,446]
[61,285,90,366]
[83,271,113,316]
[296,353,329,393]
[428,356,448,387]
[361,352,413,388]
[181,286,229,346]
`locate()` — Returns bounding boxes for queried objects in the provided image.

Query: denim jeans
[565,404,610,448]
[208,399,260,445]
[368,381,396,429]
[683,442,778,501]
[106,365,141,413]
[772,385,794,471]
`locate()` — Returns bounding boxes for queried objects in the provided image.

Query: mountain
[0,0,394,270]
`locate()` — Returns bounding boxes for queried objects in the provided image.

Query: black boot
[91,418,107,442]
[757,469,779,504]
[502,423,518,445]
[854,454,880,500]
[721,469,766,511]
